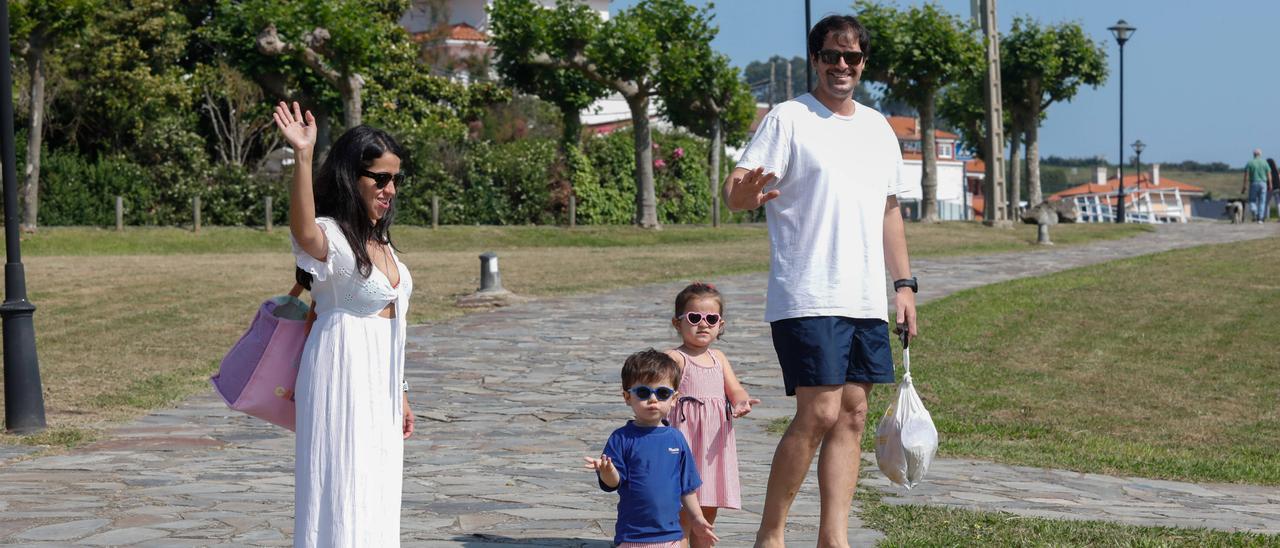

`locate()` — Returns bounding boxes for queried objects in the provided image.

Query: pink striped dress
[667,349,741,509]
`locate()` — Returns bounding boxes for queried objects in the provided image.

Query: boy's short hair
[621,349,681,390]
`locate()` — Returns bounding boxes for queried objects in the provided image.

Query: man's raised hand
[726,167,780,211]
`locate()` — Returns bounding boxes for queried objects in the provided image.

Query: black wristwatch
[893,276,918,293]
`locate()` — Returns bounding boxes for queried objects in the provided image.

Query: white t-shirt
[736,93,908,323]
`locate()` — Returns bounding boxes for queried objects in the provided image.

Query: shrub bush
[200,165,290,227]
[39,151,158,226]
[31,128,727,227]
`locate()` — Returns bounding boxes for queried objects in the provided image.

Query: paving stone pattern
[1,223,1277,545]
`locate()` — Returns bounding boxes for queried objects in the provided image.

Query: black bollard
[479,252,503,293]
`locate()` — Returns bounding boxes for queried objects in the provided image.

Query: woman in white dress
[273,102,416,547]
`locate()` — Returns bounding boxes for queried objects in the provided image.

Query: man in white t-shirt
[724,14,918,548]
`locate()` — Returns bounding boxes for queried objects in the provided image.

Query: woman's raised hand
[273,101,317,152]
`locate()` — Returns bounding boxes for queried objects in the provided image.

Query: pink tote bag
[211,284,314,431]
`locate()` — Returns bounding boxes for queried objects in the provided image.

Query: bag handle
[897,323,912,379]
[287,283,318,337]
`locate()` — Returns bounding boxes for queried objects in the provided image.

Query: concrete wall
[897,160,966,202]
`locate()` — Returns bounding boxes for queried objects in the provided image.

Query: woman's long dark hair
[298,125,407,285]
[1268,158,1278,188]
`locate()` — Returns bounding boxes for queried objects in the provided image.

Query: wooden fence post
[265,196,273,233]
[115,196,123,232]
[193,196,201,233]
[568,195,576,228]
[431,195,439,229]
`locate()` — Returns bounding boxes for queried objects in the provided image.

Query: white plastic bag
[874,343,937,489]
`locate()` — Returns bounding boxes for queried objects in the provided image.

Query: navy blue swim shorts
[770,316,895,396]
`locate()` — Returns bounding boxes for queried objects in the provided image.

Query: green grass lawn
[859,488,1280,547]
[774,236,1280,485]
[16,221,1149,257]
[0,222,1145,449]
[15,224,770,256]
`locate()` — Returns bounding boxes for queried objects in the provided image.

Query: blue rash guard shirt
[598,421,702,545]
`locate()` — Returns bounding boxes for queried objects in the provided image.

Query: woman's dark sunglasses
[361,170,405,190]
[817,49,865,66]
[627,385,676,401]
[679,311,721,326]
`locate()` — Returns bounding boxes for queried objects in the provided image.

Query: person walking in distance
[1244,149,1271,223]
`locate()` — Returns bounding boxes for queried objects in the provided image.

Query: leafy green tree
[1002,17,1107,205]
[9,0,98,230]
[661,50,755,226]
[488,0,608,149]
[44,0,212,223]
[205,0,410,153]
[857,0,981,222]
[195,62,279,169]
[489,0,719,228]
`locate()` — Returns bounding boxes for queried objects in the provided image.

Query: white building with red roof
[401,1,662,131]
[1048,165,1204,223]
[403,1,609,83]
[886,116,970,220]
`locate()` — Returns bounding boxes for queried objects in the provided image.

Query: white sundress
[291,217,413,548]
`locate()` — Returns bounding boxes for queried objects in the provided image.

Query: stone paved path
[1,223,1278,546]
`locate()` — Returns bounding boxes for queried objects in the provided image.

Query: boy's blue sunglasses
[627,385,676,401]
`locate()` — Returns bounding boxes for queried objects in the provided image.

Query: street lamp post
[1131,139,1146,183]
[0,0,46,433]
[1109,19,1135,223]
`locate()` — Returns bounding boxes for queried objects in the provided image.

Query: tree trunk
[21,43,46,232]
[313,111,333,166]
[560,107,582,150]
[1026,107,1043,206]
[919,91,939,222]
[339,74,362,128]
[1007,125,1022,220]
[628,95,658,228]
[708,118,722,227]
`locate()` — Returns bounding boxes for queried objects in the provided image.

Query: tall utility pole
[769,60,777,106]
[804,0,812,92]
[785,60,793,100]
[973,0,1008,226]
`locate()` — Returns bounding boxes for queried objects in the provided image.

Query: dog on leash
[1225,200,1245,224]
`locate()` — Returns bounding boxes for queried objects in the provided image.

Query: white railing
[1071,188,1187,224]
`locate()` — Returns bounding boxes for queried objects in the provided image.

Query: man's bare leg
[815,383,872,548]
[753,386,843,548]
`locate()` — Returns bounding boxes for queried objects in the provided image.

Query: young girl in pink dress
[665,282,761,547]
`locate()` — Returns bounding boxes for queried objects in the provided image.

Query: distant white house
[887,116,969,220]
[400,0,660,133]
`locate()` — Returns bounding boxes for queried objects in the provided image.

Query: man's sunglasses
[816,49,865,66]
[627,385,677,401]
[678,311,722,326]
[361,170,405,190]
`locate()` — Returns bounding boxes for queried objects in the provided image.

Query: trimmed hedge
[31,127,728,227]
[37,151,287,228]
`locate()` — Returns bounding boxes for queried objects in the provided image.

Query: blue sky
[611,1,1278,166]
